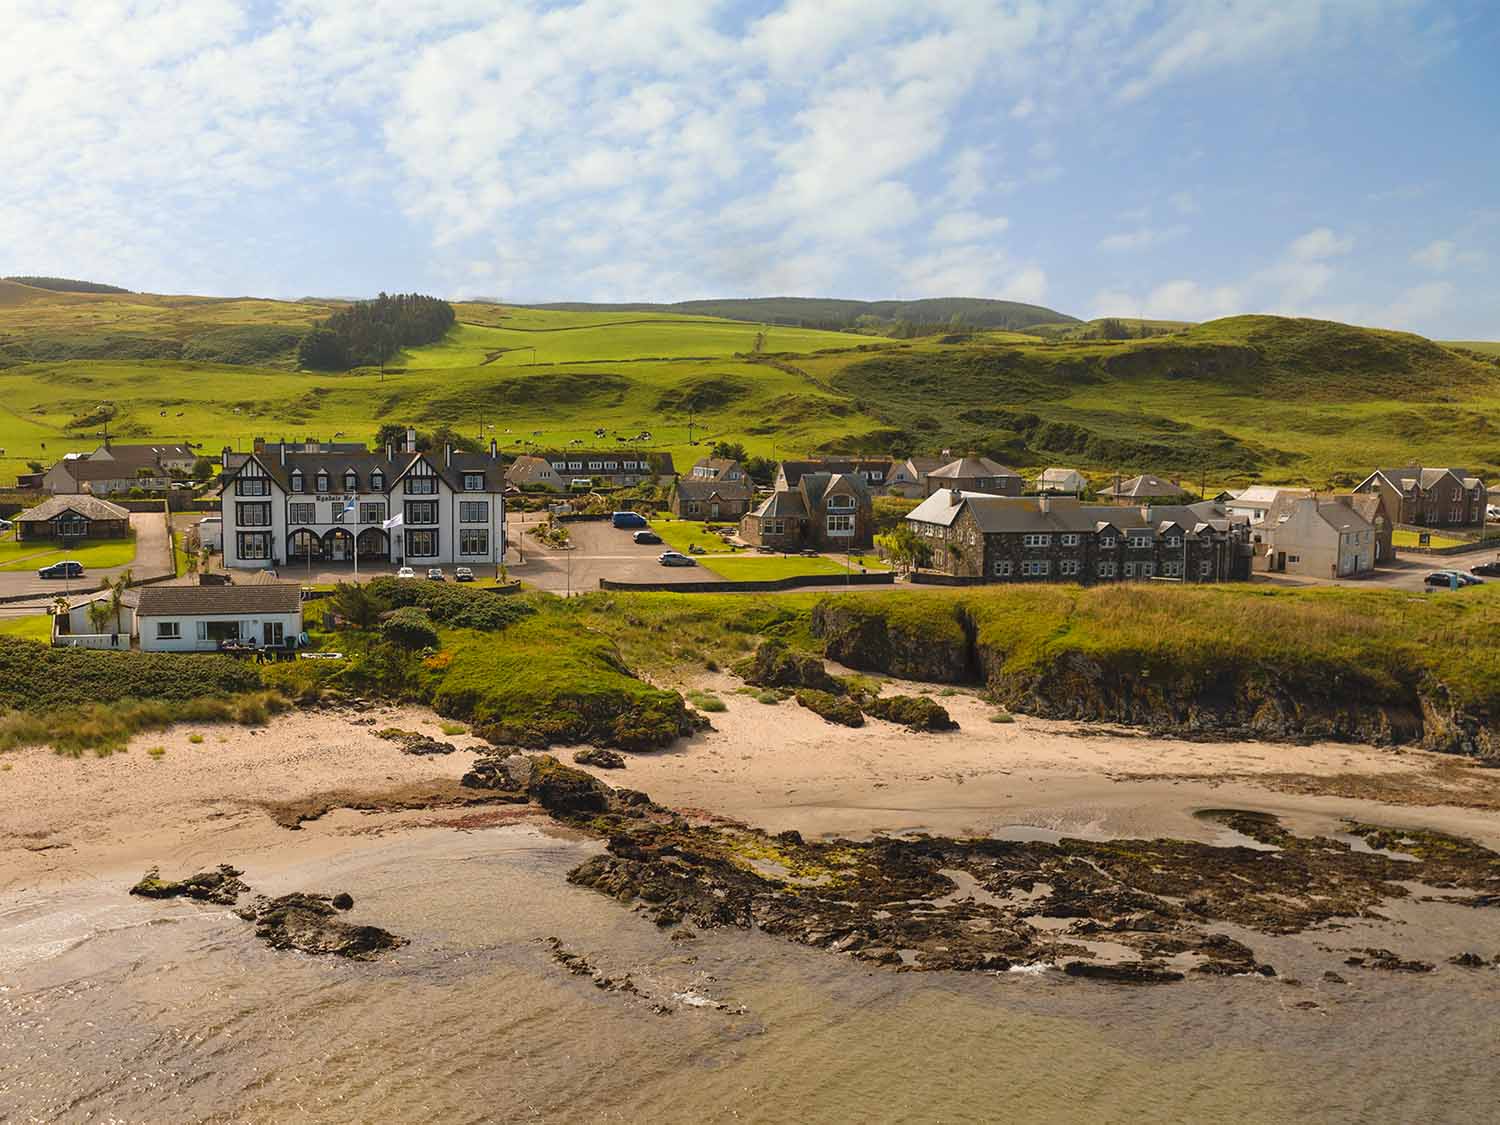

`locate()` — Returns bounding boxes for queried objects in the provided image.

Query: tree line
[298,292,455,370]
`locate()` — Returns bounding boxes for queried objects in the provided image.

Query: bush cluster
[381,607,438,650]
[365,577,535,631]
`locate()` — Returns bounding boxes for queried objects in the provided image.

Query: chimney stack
[949,487,963,507]
[1038,494,1050,514]
[386,442,394,461]
[444,443,453,467]
[253,436,265,454]
[406,427,417,454]
[221,445,231,469]
[489,438,498,459]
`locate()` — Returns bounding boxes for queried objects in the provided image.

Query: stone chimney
[1038,493,1050,514]
[489,438,498,459]
[444,443,453,468]
[405,427,417,454]
[253,436,265,454]
[949,488,963,507]
[221,445,232,469]
[385,442,394,461]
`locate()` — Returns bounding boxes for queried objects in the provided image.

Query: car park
[426,567,446,581]
[454,566,475,582]
[37,560,84,579]
[659,550,697,567]
[632,529,662,545]
[396,566,416,579]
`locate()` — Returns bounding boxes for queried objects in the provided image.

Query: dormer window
[290,470,304,493]
[371,469,385,491]
[344,470,358,492]
[463,472,485,491]
[827,494,855,510]
[316,470,329,493]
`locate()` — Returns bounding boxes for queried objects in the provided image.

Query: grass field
[698,554,857,581]
[648,518,748,555]
[4,278,1500,492]
[0,532,137,572]
[1393,529,1471,550]
[1446,341,1500,356]
[0,613,52,642]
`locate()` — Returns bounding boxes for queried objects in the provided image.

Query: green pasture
[648,518,748,555]
[699,554,856,581]
[1392,529,1470,550]
[0,531,138,572]
[0,612,53,642]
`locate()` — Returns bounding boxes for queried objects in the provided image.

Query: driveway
[508,515,707,594]
[0,511,174,605]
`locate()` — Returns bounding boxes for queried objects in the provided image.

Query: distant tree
[375,423,408,450]
[331,582,385,629]
[876,525,932,574]
[26,460,44,474]
[710,440,748,462]
[1099,318,1130,340]
[191,456,215,480]
[381,606,438,650]
[88,600,114,636]
[297,328,349,370]
[743,455,777,484]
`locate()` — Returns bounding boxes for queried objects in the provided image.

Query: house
[136,582,303,653]
[1036,467,1088,495]
[1098,473,1191,503]
[1353,467,1486,529]
[905,492,1250,584]
[505,454,565,492]
[216,430,506,570]
[884,456,945,498]
[740,471,873,552]
[41,441,197,495]
[670,477,755,521]
[1251,496,1376,578]
[924,455,1024,497]
[1225,485,1311,524]
[539,450,675,488]
[775,458,895,493]
[50,589,137,649]
[689,457,748,483]
[14,494,131,541]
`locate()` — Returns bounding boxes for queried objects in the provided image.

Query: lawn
[0,533,138,572]
[0,612,53,642]
[700,555,860,581]
[648,518,748,555]
[1393,529,1471,550]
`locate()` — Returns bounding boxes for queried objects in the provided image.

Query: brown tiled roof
[137,583,302,617]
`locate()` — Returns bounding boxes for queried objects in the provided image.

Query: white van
[196,515,223,550]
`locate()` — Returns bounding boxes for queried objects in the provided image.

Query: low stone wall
[909,571,991,587]
[598,572,896,594]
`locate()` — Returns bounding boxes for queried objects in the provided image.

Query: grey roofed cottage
[15,494,131,541]
[136,581,304,653]
[923,455,1023,497]
[1098,473,1190,501]
[1352,466,1485,529]
[670,475,755,520]
[741,469,873,551]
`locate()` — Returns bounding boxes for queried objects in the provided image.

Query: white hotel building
[218,432,506,571]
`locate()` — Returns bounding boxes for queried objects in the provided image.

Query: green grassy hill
[0,283,1496,490]
[525,296,1078,331]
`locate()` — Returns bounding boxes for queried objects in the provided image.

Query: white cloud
[1097,225,1188,253]
[1092,279,1241,322]
[1413,239,1456,271]
[1384,281,1455,328]
[932,211,1010,243]
[999,266,1048,304]
[1289,227,1355,261]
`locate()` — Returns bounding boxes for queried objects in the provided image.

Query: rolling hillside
[1,279,1497,492]
[525,296,1078,332]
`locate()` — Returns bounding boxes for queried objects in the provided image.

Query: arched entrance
[356,527,389,560]
[322,527,354,563]
[288,528,323,562]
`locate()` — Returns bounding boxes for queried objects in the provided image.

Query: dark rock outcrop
[236,893,407,960]
[812,599,975,683]
[129,865,249,905]
[795,689,865,727]
[862,694,958,731]
[734,639,843,693]
[575,748,626,769]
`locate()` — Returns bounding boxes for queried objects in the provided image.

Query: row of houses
[25,440,199,495]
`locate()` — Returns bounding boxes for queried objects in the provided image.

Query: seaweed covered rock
[375,728,459,755]
[863,694,958,731]
[463,752,614,817]
[575,747,626,769]
[734,639,842,693]
[795,689,865,727]
[236,893,407,960]
[129,864,249,905]
[812,596,975,683]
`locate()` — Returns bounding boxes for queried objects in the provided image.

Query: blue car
[611,511,648,530]
[38,560,84,579]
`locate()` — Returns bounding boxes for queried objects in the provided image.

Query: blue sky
[2,0,1497,337]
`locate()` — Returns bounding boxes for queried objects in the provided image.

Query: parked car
[569,478,593,492]
[1458,572,1485,586]
[454,566,475,582]
[37,560,84,579]
[658,551,697,567]
[632,529,662,545]
[1470,560,1500,577]
[426,567,445,581]
[396,566,416,579]
[1425,570,1463,588]
[0,517,12,532]
[611,511,648,530]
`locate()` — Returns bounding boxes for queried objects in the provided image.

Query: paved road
[508,516,707,594]
[0,511,174,605]
[1251,544,1500,593]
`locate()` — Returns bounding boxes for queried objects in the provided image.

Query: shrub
[440,721,467,736]
[381,607,438,650]
[734,639,842,693]
[365,577,535,631]
[864,694,958,731]
[188,733,204,744]
[687,690,727,713]
[795,689,865,727]
[0,637,263,712]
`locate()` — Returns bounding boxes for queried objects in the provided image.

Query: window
[406,500,439,525]
[1200,559,1213,576]
[1098,561,1117,578]
[1287,554,1301,564]
[1060,534,1080,547]
[1129,532,1153,548]
[236,532,270,560]
[406,475,437,495]
[605,461,618,471]
[461,473,486,492]
[623,461,638,470]
[588,461,602,470]
[827,513,855,535]
[1165,535,1182,548]
[1162,561,1182,577]
[289,502,316,524]
[315,471,330,493]
[827,494,856,510]
[1022,560,1050,577]
[236,477,269,496]
[1022,533,1051,548]
[360,502,386,525]
[460,529,489,556]
[263,622,285,647]
[290,471,304,493]
[406,529,438,557]
[371,470,384,490]
[568,461,583,471]
[1124,562,1136,578]
[1140,561,1156,577]
[236,502,271,527]
[993,559,1013,577]
[344,470,358,492]
[155,621,180,639]
[459,501,489,523]
[1099,534,1117,549]
[1059,559,1080,576]
[766,519,784,535]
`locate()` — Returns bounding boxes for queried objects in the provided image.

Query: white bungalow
[136,582,303,653]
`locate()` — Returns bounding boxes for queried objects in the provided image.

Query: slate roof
[1099,473,1189,499]
[17,495,131,523]
[927,456,1020,481]
[90,443,195,467]
[778,458,895,486]
[675,477,753,502]
[53,458,165,482]
[906,494,1228,537]
[691,457,742,478]
[137,582,302,617]
[220,443,505,495]
[540,450,677,476]
[1369,466,1479,492]
[506,455,561,484]
[751,490,808,519]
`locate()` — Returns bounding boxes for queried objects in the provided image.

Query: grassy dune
[2,278,1498,488]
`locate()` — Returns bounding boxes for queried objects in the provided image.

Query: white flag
[382,512,404,531]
